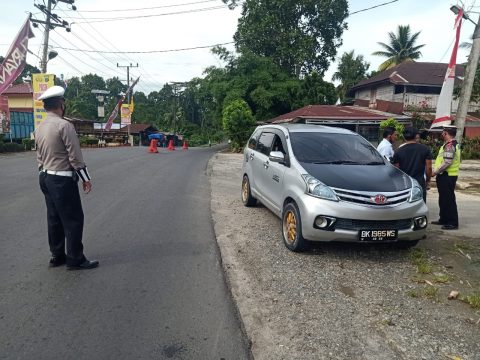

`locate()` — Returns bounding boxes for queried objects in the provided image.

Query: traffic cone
[148,139,158,153]
[167,139,175,150]
[182,140,188,150]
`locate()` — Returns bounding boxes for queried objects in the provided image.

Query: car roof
[260,123,356,135]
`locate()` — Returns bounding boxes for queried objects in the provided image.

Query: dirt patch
[210,153,480,360]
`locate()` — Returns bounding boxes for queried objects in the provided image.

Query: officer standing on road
[35,86,99,270]
[431,126,461,230]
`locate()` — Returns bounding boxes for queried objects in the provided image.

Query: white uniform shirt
[377,138,394,159]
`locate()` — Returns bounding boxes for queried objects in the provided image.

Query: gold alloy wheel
[242,178,249,202]
[284,210,297,244]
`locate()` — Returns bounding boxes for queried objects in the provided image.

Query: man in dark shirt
[392,127,433,202]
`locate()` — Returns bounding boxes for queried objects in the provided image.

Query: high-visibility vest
[435,140,461,176]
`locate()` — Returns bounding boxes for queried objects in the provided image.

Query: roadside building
[2,83,34,140]
[349,62,480,137]
[266,105,410,145]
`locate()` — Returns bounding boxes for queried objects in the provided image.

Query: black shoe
[49,256,66,267]
[431,220,444,225]
[67,259,99,270]
[441,225,458,230]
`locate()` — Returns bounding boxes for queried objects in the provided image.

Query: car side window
[271,134,286,155]
[257,132,275,156]
[248,129,261,150]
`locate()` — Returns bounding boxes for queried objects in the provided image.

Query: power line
[350,0,399,16]
[65,10,165,90]
[63,0,219,13]
[66,6,228,24]
[51,42,235,54]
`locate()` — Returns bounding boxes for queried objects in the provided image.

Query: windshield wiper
[361,161,385,165]
[312,160,361,165]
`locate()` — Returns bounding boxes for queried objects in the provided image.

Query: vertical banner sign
[104,76,140,131]
[0,18,35,95]
[0,95,10,134]
[33,74,54,129]
[432,9,463,128]
[121,104,131,125]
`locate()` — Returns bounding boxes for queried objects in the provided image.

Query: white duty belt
[41,170,73,177]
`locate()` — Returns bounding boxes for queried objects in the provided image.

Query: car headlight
[409,184,423,202]
[302,174,339,201]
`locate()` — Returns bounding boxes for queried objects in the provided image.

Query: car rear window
[290,132,384,164]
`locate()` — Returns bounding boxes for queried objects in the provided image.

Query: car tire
[241,175,257,207]
[282,202,307,252]
[393,240,420,249]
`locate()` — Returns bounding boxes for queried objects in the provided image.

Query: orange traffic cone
[182,140,188,150]
[167,139,175,150]
[148,139,158,153]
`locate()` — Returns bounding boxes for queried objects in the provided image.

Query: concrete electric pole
[31,0,76,73]
[117,63,139,104]
[451,6,480,143]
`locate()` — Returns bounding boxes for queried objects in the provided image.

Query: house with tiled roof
[349,62,480,138]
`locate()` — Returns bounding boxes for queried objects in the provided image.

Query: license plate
[359,229,398,241]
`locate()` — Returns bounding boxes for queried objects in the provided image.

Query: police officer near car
[431,126,461,230]
[35,85,99,270]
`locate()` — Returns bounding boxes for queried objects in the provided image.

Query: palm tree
[372,25,425,71]
[332,50,370,102]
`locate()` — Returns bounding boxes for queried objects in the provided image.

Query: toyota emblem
[373,194,387,204]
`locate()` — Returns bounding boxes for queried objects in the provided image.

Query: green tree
[332,50,370,102]
[372,25,425,71]
[222,99,256,150]
[222,0,349,76]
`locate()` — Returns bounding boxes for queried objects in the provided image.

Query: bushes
[422,136,480,160]
[222,99,256,151]
[22,138,35,150]
[461,137,480,159]
[79,136,99,147]
[0,140,24,153]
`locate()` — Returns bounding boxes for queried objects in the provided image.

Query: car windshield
[290,132,384,164]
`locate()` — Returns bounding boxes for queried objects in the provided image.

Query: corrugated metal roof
[268,105,410,124]
[2,83,33,95]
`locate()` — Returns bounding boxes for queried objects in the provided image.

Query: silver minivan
[241,124,428,251]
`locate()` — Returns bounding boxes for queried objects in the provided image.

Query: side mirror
[269,151,285,163]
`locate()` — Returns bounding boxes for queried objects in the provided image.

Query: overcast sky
[0,0,476,95]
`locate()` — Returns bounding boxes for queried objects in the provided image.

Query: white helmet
[38,85,65,100]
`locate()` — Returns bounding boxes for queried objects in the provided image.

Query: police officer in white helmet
[35,85,99,270]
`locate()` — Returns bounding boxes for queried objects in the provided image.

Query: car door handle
[263,161,269,169]
[249,153,255,160]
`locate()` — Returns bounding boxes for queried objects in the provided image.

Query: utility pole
[31,0,76,73]
[117,63,138,145]
[117,63,139,103]
[452,7,480,143]
[170,82,186,142]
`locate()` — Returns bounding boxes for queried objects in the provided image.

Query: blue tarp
[148,133,164,141]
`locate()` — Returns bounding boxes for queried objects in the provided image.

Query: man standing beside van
[377,127,397,161]
[392,127,432,202]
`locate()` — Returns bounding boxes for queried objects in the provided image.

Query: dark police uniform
[35,108,92,266]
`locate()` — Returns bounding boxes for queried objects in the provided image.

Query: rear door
[251,131,275,198]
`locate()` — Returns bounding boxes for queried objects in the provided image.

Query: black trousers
[436,173,458,227]
[39,172,85,265]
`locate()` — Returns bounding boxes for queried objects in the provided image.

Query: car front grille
[334,218,413,231]
[332,187,411,206]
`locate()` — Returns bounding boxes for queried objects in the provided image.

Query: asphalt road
[0,146,250,360]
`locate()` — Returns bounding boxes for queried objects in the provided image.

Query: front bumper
[297,194,428,243]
